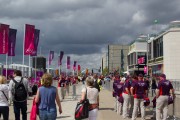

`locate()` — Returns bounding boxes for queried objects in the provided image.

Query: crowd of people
[112,73,175,120]
[0,69,175,120]
[0,69,103,120]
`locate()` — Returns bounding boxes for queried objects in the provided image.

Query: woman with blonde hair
[81,76,99,120]
[35,73,62,120]
[0,75,9,120]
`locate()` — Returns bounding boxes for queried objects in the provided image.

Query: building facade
[108,45,129,73]
[127,35,147,75]
[148,21,180,80]
[102,52,108,70]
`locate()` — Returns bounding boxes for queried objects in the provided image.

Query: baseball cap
[138,74,143,77]
[159,73,166,79]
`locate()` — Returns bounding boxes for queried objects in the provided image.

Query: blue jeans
[39,109,57,120]
[13,101,27,120]
[0,106,9,120]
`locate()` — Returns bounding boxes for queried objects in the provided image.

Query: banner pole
[29,55,31,77]
[35,56,37,82]
[22,25,25,77]
[6,53,8,79]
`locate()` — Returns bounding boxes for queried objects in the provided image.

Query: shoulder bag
[75,88,89,120]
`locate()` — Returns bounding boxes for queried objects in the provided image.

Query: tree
[102,67,108,75]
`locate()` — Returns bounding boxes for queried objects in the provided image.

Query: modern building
[102,52,108,71]
[127,35,148,75]
[148,21,180,80]
[108,45,129,74]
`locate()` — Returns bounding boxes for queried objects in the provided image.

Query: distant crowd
[0,70,175,120]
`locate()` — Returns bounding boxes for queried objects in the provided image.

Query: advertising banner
[0,24,9,54]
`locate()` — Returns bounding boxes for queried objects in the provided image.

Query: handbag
[75,88,89,120]
[30,97,39,120]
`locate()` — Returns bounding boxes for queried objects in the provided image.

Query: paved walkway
[5,83,155,120]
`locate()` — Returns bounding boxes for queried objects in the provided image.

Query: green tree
[102,67,108,75]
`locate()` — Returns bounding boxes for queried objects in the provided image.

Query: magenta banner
[0,24,9,54]
[49,51,54,65]
[31,29,40,56]
[58,51,64,66]
[24,24,35,55]
[144,66,147,73]
[8,28,17,56]
[73,61,77,70]
[67,56,70,69]
[3,69,14,78]
[138,57,145,64]
[78,65,81,71]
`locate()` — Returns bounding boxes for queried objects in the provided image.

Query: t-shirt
[123,80,131,94]
[132,80,147,99]
[59,79,66,87]
[157,79,173,96]
[116,83,124,96]
[82,87,99,104]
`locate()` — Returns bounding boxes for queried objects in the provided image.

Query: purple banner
[73,61,77,70]
[0,24,9,54]
[8,28,17,56]
[24,24,35,55]
[67,56,70,69]
[58,51,64,66]
[3,69,14,78]
[49,51,54,65]
[31,29,40,56]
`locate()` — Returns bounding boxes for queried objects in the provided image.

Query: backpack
[13,77,27,101]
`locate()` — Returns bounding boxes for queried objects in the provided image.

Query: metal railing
[170,80,180,91]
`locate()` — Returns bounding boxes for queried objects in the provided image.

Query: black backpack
[13,78,27,101]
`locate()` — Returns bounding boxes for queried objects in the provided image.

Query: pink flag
[31,29,40,56]
[58,51,64,66]
[78,65,81,71]
[144,66,147,73]
[0,24,9,54]
[24,24,35,55]
[73,61,77,70]
[49,51,54,65]
[67,56,70,69]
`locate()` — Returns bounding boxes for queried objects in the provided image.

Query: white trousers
[84,109,98,120]
[122,93,130,118]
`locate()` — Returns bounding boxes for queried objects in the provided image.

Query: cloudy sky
[0,0,180,71]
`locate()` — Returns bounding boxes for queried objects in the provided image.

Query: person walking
[112,75,120,112]
[72,76,77,100]
[58,75,66,101]
[131,74,148,120]
[0,76,9,120]
[116,78,124,115]
[122,76,131,119]
[81,76,99,120]
[93,74,99,91]
[35,73,62,120]
[156,74,174,120]
[151,77,157,97]
[9,70,30,120]
[65,76,70,96]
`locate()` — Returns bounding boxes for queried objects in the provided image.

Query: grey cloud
[1,0,180,70]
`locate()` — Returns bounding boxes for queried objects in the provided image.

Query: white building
[127,35,148,75]
[148,21,180,80]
